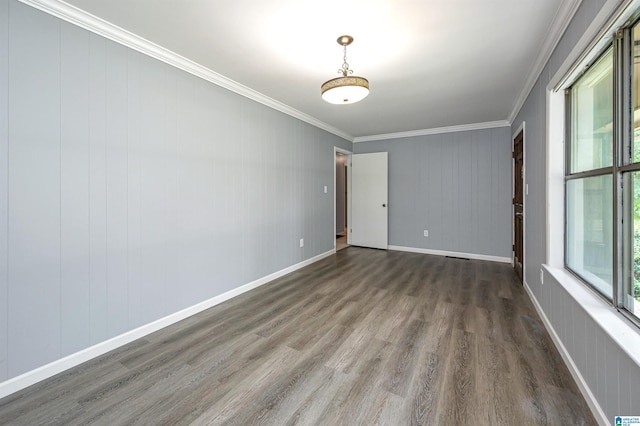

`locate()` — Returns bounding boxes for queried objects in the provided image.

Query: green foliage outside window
[633,238,640,301]
[633,140,640,304]
[633,232,640,302]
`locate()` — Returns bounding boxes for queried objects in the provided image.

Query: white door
[350,152,388,249]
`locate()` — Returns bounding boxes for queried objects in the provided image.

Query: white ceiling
[56,0,576,140]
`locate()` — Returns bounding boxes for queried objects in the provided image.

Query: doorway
[335,149,350,251]
[513,126,524,283]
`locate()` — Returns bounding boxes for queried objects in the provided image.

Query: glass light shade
[321,76,369,104]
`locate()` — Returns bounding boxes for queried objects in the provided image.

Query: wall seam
[2,0,11,381]
[58,14,62,359]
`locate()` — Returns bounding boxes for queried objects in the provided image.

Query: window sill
[543,265,640,368]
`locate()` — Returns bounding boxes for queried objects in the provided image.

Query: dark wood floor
[0,247,596,425]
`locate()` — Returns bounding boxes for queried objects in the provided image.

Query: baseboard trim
[522,280,608,426]
[0,249,335,399]
[388,245,512,264]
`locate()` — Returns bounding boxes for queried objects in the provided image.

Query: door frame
[513,122,526,283]
[334,147,352,250]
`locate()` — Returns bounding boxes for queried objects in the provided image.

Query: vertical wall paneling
[335,155,345,234]
[138,54,169,322]
[8,1,62,377]
[498,127,511,256]
[392,137,414,246]
[199,81,217,299]
[263,108,275,270]
[309,128,319,254]
[458,132,472,252]
[238,92,251,285]
[286,118,297,265]
[440,133,455,250]
[477,131,492,254]
[162,66,178,313]
[630,363,640,416]
[0,0,9,382]
[595,326,607,404]
[222,87,244,292]
[353,127,512,258]
[604,339,620,416]
[584,316,597,398]
[469,132,479,253]
[617,353,631,416]
[572,301,586,375]
[105,40,129,336]
[207,81,227,291]
[126,49,143,329]
[256,102,268,275]
[427,138,443,248]
[88,33,108,344]
[171,73,197,308]
[488,128,500,255]
[60,22,91,355]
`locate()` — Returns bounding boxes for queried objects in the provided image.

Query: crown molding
[352,120,510,143]
[17,0,353,142]
[508,0,583,123]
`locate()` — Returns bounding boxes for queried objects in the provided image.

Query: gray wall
[335,154,347,234]
[512,0,640,419]
[354,127,512,259]
[0,0,350,382]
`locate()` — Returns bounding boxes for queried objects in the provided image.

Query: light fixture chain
[339,44,353,76]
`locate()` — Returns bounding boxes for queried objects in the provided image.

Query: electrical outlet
[423,230,429,237]
[300,238,304,248]
[540,268,544,285]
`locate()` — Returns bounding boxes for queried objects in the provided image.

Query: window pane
[624,172,640,318]
[570,49,613,173]
[566,175,613,297]
[634,23,640,163]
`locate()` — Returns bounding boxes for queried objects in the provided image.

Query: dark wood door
[513,130,524,283]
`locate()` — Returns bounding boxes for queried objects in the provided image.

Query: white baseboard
[388,245,512,264]
[523,280,608,426]
[0,249,335,399]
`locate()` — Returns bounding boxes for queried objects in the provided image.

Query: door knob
[382,203,387,207]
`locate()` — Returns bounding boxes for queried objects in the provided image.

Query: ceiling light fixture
[321,35,369,105]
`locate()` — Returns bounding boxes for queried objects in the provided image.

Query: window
[565,21,640,323]
[625,21,640,316]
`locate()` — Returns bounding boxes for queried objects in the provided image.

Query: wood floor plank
[0,247,597,425]
[436,328,478,424]
[383,318,428,398]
